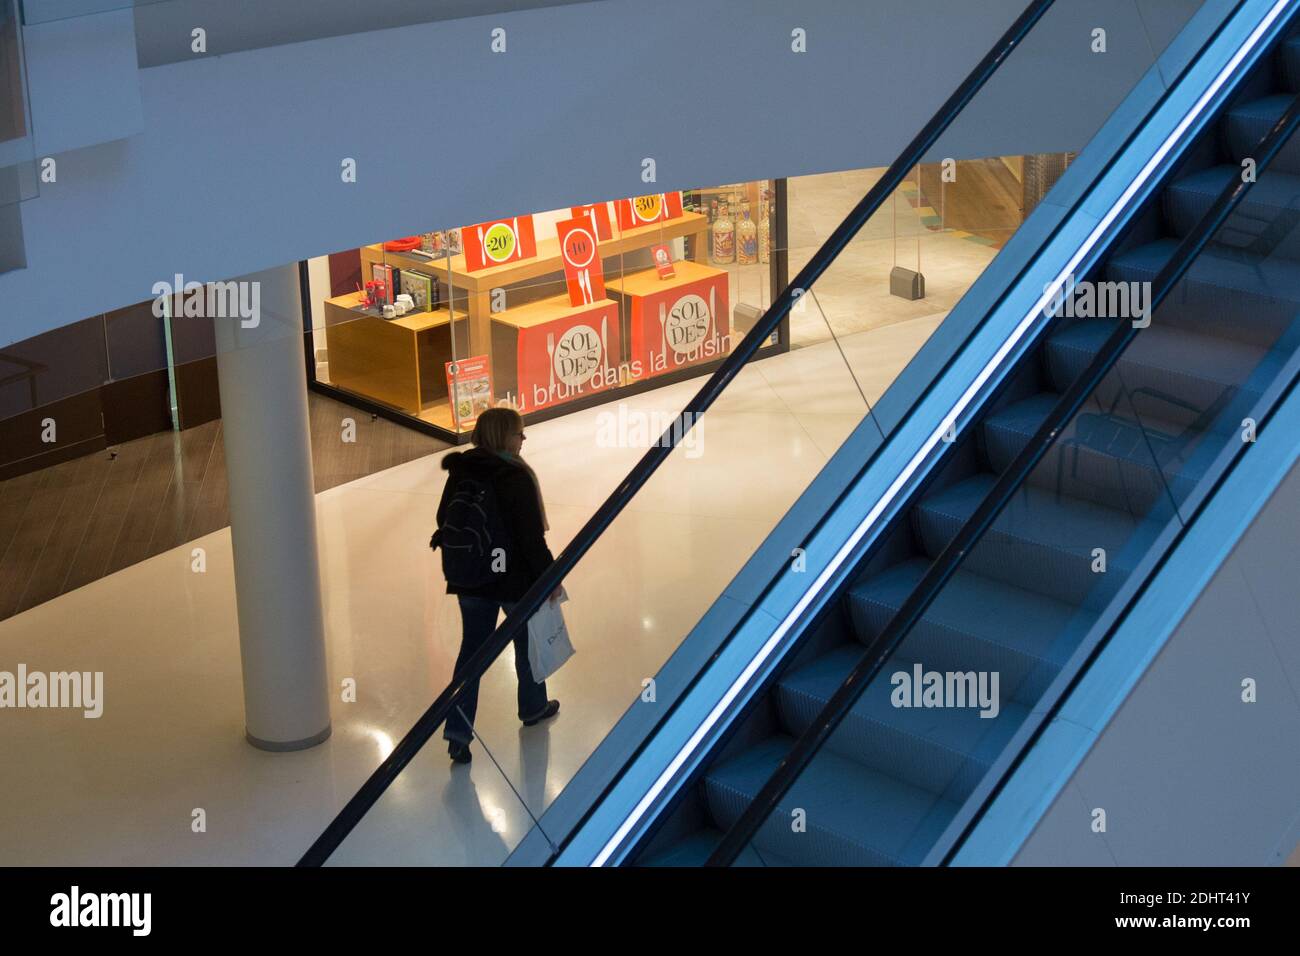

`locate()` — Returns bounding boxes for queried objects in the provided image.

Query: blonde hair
[471,407,524,454]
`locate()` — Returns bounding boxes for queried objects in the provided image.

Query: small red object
[361,280,387,308]
[384,237,422,252]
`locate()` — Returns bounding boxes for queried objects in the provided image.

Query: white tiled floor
[0,172,1000,866]
[0,317,956,866]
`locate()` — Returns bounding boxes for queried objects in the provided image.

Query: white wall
[1014,461,1300,866]
[0,0,1200,347]
[129,0,599,67]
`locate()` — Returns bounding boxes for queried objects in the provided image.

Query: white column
[213,264,331,751]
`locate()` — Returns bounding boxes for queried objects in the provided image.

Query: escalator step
[847,557,1082,702]
[1225,94,1300,175]
[776,643,1029,801]
[639,829,794,867]
[704,736,960,867]
[1045,318,1277,436]
[912,473,1161,608]
[1107,237,1300,349]
[1163,165,1300,263]
[1275,34,1300,94]
[982,391,1213,513]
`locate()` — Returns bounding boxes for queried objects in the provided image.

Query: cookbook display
[305,179,786,439]
[447,355,493,428]
[399,270,436,311]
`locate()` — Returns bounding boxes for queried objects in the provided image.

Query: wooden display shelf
[489,292,607,330]
[416,402,457,431]
[363,212,707,292]
[324,290,466,328]
[360,213,708,364]
[603,259,726,297]
[323,292,468,416]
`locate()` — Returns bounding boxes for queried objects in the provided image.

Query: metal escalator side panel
[953,376,1300,865]
[556,0,1297,868]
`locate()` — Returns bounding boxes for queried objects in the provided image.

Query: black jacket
[436,447,554,602]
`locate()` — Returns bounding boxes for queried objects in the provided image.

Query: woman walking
[435,407,559,764]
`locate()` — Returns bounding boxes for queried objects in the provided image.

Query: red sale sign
[462,215,537,272]
[622,270,729,379]
[570,203,613,242]
[557,217,607,308]
[516,302,620,412]
[615,192,684,231]
[650,243,676,279]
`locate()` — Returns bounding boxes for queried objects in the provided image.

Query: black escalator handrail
[296,0,1058,868]
[704,88,1300,867]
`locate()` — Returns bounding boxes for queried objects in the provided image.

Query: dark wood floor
[0,393,450,622]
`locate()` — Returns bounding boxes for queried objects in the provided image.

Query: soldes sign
[665,293,712,355]
[554,324,603,387]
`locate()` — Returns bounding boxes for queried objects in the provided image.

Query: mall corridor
[1,0,1298,910]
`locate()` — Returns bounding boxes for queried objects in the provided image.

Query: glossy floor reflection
[0,316,948,866]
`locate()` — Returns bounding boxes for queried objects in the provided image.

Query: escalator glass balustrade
[633,9,1300,868]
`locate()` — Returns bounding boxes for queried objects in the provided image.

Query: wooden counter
[323,292,468,417]
[489,293,610,330]
[604,262,731,379]
[364,212,707,292]
[490,293,621,410]
[603,259,726,297]
[360,212,708,364]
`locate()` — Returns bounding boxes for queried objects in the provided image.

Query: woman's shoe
[448,741,472,764]
[522,699,560,727]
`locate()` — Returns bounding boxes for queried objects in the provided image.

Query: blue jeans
[444,595,549,746]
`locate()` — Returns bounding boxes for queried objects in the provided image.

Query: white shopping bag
[527,590,574,682]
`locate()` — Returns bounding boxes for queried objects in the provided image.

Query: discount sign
[570,203,613,241]
[615,192,684,231]
[463,215,537,272]
[557,216,607,307]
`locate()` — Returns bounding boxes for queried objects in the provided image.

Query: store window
[303,181,786,439]
[302,155,1072,441]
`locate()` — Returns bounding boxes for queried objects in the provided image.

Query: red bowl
[384,237,422,252]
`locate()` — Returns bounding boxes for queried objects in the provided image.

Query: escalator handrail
[295,0,1060,868]
[555,1,1281,866]
[704,45,1300,866]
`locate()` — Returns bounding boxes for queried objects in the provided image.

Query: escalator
[594,2,1300,867]
[300,0,1300,867]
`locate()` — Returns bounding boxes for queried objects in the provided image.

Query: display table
[491,293,621,414]
[322,292,468,416]
[360,211,707,364]
[605,260,730,379]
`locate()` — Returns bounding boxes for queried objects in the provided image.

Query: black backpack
[430,474,513,588]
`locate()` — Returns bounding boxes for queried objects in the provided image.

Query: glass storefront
[303,181,786,439]
[301,156,1074,441]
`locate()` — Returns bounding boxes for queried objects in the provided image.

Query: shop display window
[302,155,1069,441]
[303,181,787,439]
